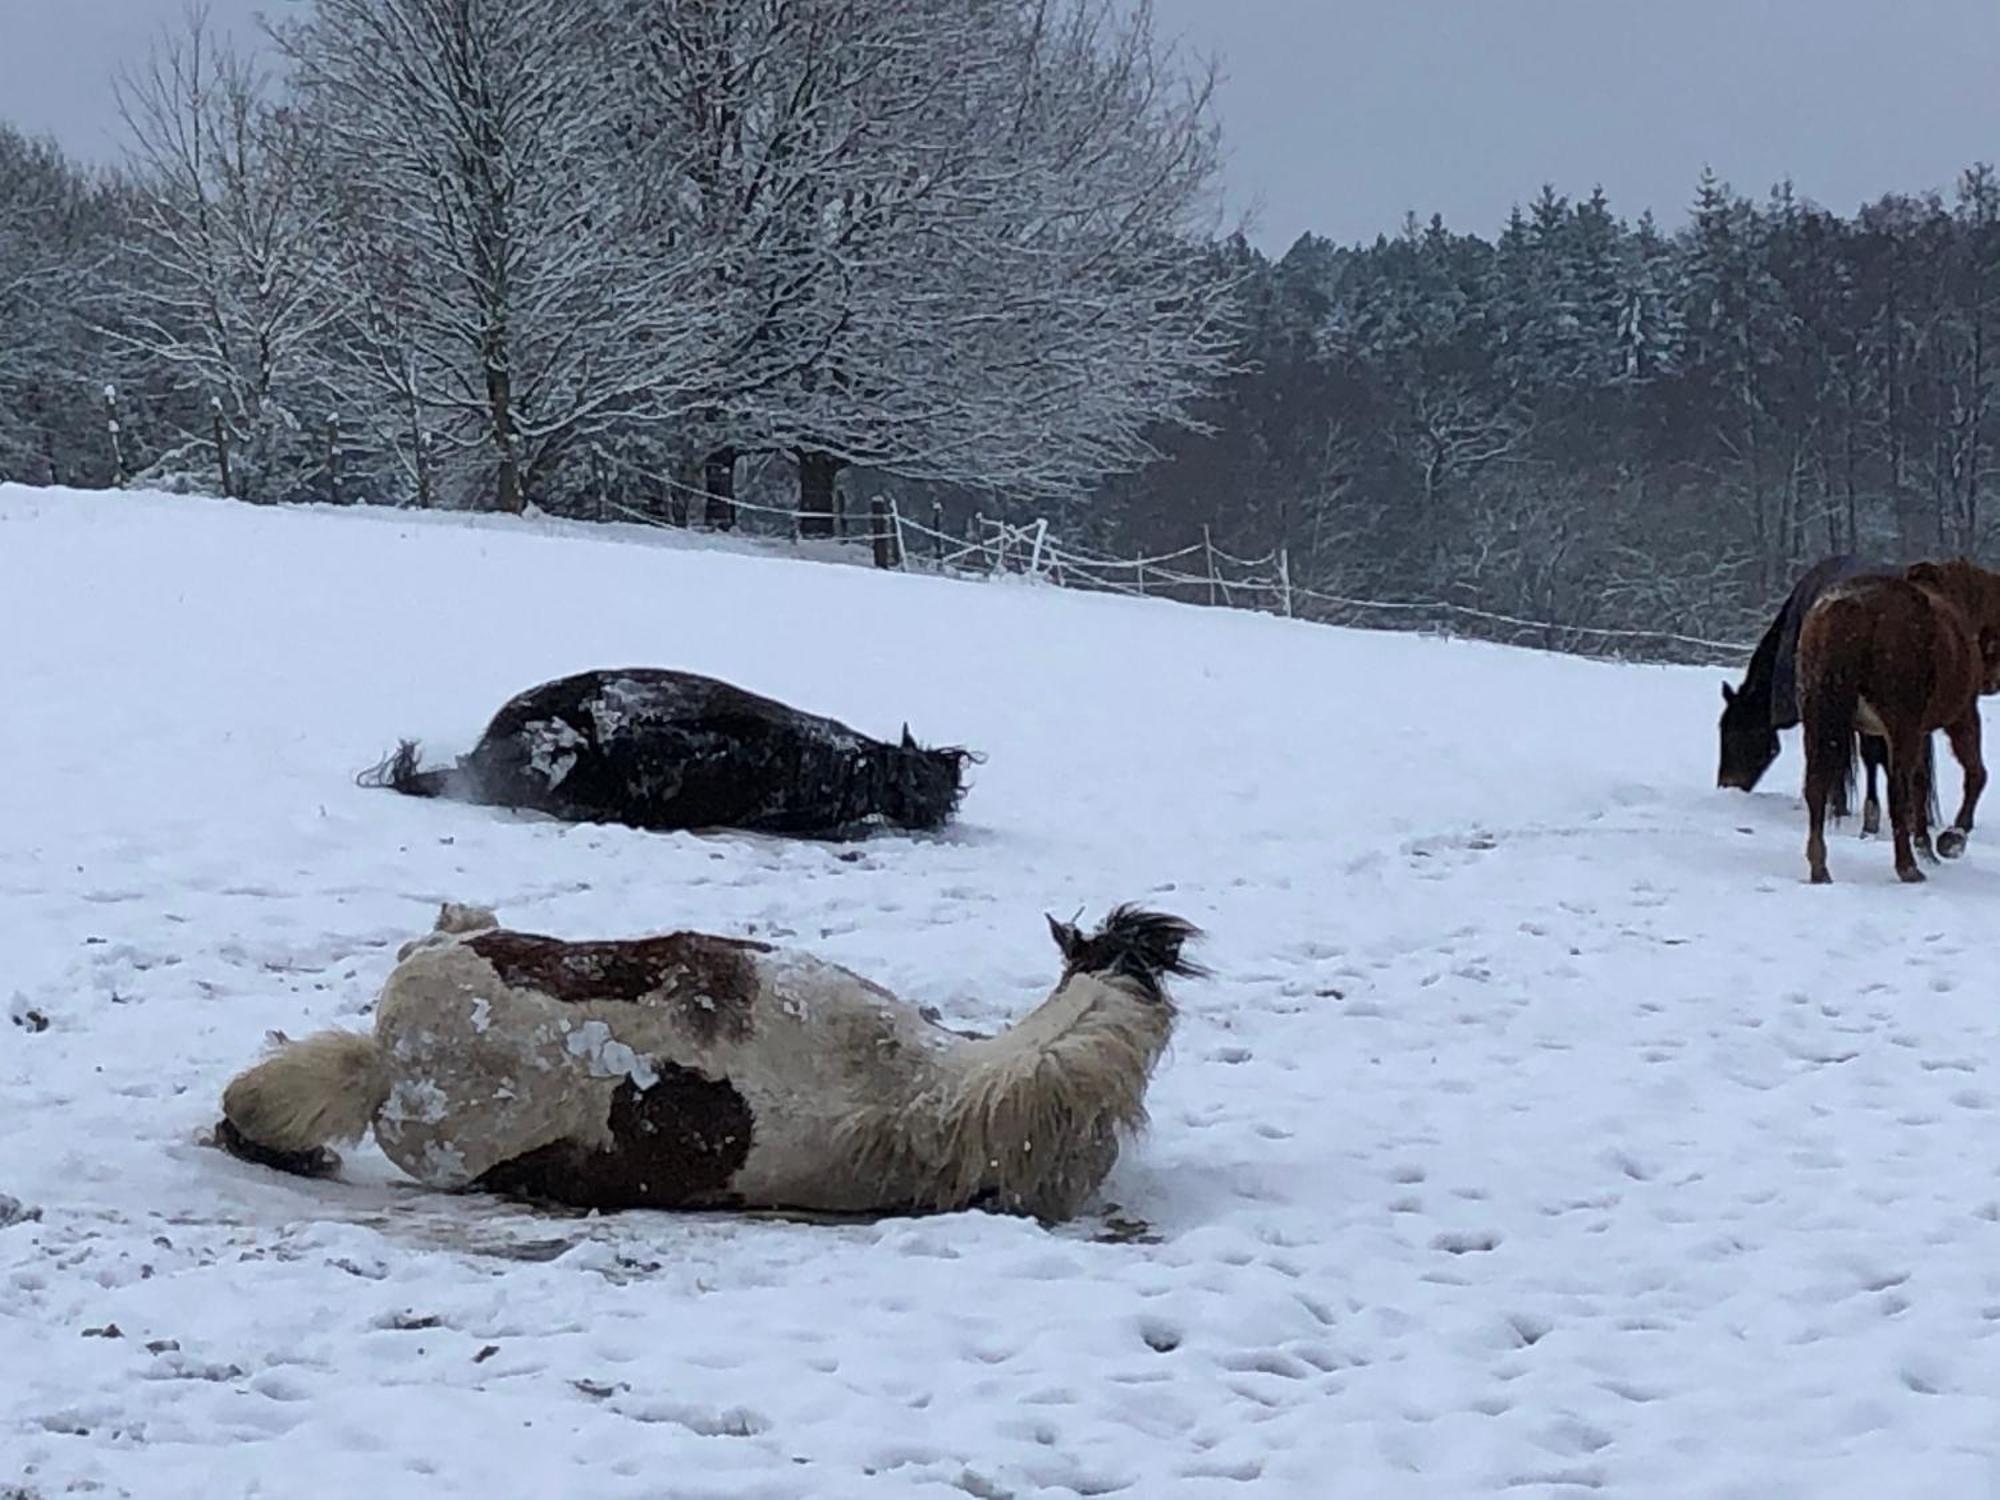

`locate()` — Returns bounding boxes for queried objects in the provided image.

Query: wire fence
[589,476,1757,668]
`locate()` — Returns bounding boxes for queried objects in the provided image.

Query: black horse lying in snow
[360,667,976,840]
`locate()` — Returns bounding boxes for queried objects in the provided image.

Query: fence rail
[591,478,1757,668]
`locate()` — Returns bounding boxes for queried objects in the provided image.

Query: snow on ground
[6,484,2000,1499]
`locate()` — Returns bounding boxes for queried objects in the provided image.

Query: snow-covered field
[7,484,2000,1499]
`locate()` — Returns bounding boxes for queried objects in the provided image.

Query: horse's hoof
[1898,864,1928,884]
[211,1117,342,1179]
[1809,868,1832,885]
[1938,828,1969,859]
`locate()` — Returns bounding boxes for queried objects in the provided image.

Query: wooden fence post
[211,397,233,499]
[1026,518,1049,578]
[326,415,342,505]
[870,495,896,569]
[104,384,126,487]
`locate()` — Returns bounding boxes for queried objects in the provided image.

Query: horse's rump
[1719,554,1898,798]
[1767,556,1895,728]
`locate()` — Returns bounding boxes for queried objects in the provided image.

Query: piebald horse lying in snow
[213,901,1204,1223]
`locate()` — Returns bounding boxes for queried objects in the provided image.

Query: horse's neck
[954,973,1172,1083]
[926,973,1171,1219]
[789,737,889,828]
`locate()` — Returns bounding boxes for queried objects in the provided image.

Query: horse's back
[483,667,857,748]
[1800,573,1980,723]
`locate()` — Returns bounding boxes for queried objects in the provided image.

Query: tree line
[0,0,1235,534]
[1090,169,2000,651]
[2,3,1996,653]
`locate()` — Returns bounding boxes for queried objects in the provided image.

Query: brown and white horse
[213,901,1205,1224]
[1796,558,2000,883]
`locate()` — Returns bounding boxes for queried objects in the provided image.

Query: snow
[6,483,2000,1498]
[563,1019,660,1092]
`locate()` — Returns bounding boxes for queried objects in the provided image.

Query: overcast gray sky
[4,0,1997,251]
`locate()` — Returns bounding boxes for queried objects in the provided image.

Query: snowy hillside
[8,484,2000,1500]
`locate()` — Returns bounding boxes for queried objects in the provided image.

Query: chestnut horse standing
[1796,559,2000,883]
[1718,554,1904,829]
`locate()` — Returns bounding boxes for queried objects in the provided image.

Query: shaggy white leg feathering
[220,1029,390,1154]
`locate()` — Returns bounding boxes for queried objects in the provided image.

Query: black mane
[1047,904,1208,1002]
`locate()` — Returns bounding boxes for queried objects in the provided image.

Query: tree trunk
[704,446,738,530]
[488,363,522,515]
[797,448,840,538]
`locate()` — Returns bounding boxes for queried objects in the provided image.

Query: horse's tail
[1831,734,1858,821]
[218,1028,389,1172]
[1799,619,1862,824]
[356,739,457,799]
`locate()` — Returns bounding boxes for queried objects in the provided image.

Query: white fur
[220,1029,389,1153]
[218,905,1185,1222]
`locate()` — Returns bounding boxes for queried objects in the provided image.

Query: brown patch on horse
[473,1063,754,1210]
[465,929,769,1045]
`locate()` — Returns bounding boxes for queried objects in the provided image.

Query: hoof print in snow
[0,1194,42,1230]
[378,1310,443,1331]
[9,1002,49,1033]
[1140,1318,1183,1353]
[1432,1230,1502,1255]
[81,1323,123,1339]
[209,1117,342,1179]
[1094,1212,1160,1245]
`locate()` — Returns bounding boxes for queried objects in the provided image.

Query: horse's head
[1046,905,1208,1002]
[1716,680,1778,791]
[883,723,979,830]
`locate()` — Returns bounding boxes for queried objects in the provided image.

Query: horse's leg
[1938,710,1987,859]
[1911,734,1938,864]
[1803,717,1837,885]
[1860,735,1884,837]
[1887,728,1928,883]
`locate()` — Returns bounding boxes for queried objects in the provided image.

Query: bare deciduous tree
[108,6,338,498]
[275,0,712,511]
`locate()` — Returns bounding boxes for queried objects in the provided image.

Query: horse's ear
[1721,681,1735,704]
[901,723,916,750]
[1046,913,1082,962]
